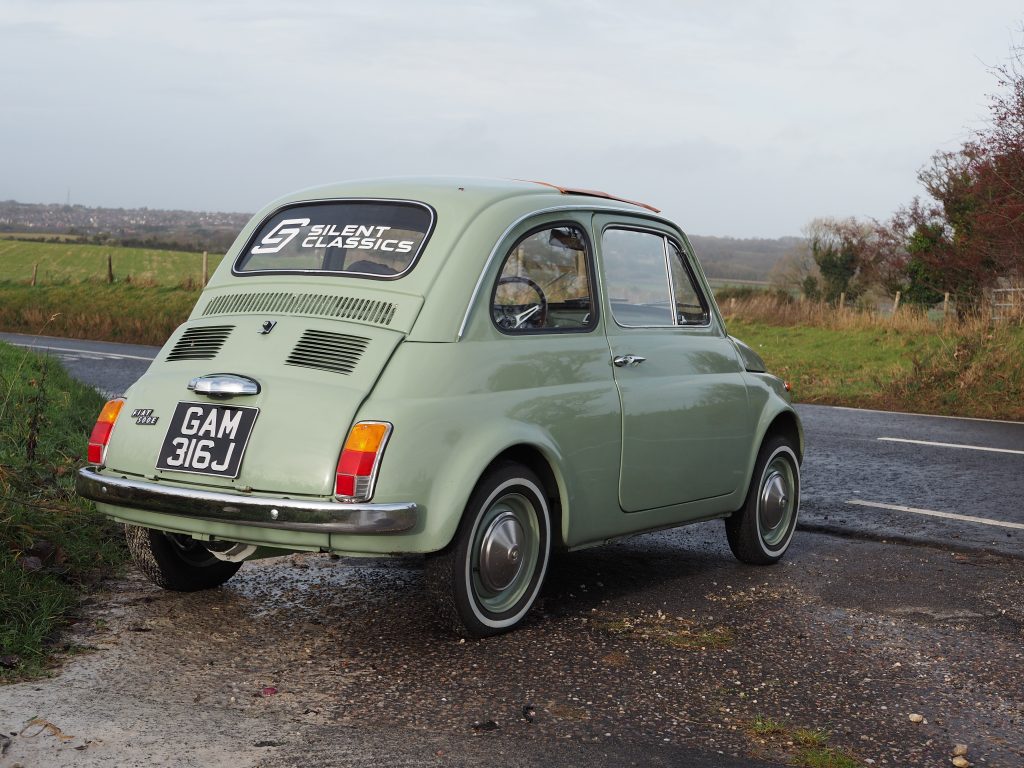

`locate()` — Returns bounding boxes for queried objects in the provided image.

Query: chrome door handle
[612,354,646,368]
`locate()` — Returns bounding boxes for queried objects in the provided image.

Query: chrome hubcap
[758,453,797,548]
[759,471,788,531]
[470,490,541,616]
[478,512,525,592]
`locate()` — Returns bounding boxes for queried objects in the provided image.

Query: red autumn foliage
[896,39,1024,311]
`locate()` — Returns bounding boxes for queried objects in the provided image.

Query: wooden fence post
[838,292,846,311]
[31,263,38,287]
[106,253,114,284]
[202,251,209,286]
[942,292,950,318]
[892,290,901,314]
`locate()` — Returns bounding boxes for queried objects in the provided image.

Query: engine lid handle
[187,373,261,398]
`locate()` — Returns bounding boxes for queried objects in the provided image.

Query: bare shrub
[719,293,981,334]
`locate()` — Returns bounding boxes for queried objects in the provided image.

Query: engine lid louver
[202,292,396,327]
[166,325,234,361]
[286,330,370,375]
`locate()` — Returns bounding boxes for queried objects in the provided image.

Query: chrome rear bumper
[76,467,418,534]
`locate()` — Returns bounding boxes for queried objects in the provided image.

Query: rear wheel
[725,436,800,565]
[125,524,243,591]
[426,463,551,637]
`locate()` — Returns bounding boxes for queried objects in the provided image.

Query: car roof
[276,177,659,214]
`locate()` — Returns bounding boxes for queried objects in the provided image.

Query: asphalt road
[2,331,1023,767]
[0,331,155,400]
[798,404,1024,558]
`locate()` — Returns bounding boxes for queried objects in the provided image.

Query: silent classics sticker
[252,219,416,255]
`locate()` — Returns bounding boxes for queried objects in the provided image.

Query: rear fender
[415,420,568,552]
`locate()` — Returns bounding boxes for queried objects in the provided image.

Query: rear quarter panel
[359,335,622,552]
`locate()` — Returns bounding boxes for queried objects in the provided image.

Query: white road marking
[62,354,109,362]
[848,499,1024,531]
[814,403,1024,426]
[5,341,155,362]
[878,437,1024,456]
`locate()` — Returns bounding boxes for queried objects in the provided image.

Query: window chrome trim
[660,234,676,323]
[489,221,599,336]
[600,224,713,331]
[666,238,712,327]
[232,197,436,281]
[457,204,673,340]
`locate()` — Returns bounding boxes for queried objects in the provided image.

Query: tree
[897,39,1024,312]
[769,240,820,298]
[883,202,950,307]
[803,217,878,304]
[901,219,947,306]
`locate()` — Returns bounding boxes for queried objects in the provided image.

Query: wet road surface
[1,332,1022,766]
[1,529,1021,766]
[799,404,1024,558]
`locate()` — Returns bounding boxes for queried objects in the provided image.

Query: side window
[602,229,673,326]
[491,225,595,333]
[603,227,709,327]
[668,241,711,325]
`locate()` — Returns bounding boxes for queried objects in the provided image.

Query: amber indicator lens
[335,422,392,499]
[87,399,125,465]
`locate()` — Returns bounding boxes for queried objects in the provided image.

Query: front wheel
[425,464,551,637]
[124,524,243,591]
[725,436,800,565]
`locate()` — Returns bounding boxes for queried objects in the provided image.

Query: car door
[595,215,753,513]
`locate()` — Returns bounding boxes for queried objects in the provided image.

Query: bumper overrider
[76,467,418,534]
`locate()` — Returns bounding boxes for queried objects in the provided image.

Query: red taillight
[87,399,125,465]
[335,422,392,500]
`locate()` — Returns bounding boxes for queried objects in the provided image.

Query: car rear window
[234,200,434,278]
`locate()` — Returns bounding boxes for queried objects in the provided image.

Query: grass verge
[727,317,1024,421]
[0,341,126,680]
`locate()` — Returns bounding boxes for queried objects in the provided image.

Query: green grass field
[728,319,1024,421]
[727,321,943,402]
[0,283,198,346]
[0,238,223,286]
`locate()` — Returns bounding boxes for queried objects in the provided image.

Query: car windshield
[235,200,433,278]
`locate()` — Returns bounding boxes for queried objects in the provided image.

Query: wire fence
[990,287,1024,323]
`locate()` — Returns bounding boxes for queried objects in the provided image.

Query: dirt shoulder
[1,528,1022,767]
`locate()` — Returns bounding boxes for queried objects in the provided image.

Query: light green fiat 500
[77,178,802,637]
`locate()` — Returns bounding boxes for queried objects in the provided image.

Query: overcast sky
[1,1,1021,237]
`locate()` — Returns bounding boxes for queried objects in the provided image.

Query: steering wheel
[493,275,548,330]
